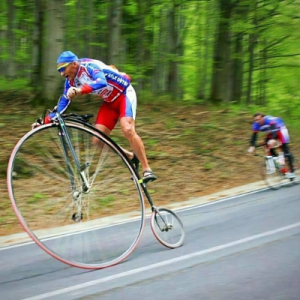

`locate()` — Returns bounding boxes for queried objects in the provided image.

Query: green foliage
[204,163,213,170]
[98,195,115,207]
[147,139,159,147]
[0,77,31,92]
[165,118,175,130]
[0,0,299,113]
[27,193,46,204]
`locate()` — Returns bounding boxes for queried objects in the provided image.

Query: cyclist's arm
[80,64,108,94]
[250,131,258,146]
[45,80,71,123]
[250,121,260,147]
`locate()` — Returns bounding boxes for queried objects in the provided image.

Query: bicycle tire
[7,122,145,269]
[261,156,285,190]
[291,155,300,184]
[150,207,185,248]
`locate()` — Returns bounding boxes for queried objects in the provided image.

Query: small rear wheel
[150,207,185,248]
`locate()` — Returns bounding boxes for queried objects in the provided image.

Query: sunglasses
[57,62,71,73]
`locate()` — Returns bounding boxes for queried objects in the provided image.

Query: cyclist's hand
[67,87,81,99]
[267,139,277,148]
[31,116,50,130]
[31,122,41,130]
[248,146,255,155]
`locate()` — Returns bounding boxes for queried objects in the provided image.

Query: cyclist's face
[57,61,78,81]
[254,115,264,125]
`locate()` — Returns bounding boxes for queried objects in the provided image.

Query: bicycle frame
[54,111,91,194]
[7,108,185,268]
[53,110,157,209]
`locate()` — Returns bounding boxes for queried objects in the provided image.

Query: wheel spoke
[151,208,185,249]
[8,123,145,269]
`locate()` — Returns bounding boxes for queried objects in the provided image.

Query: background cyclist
[248,112,295,178]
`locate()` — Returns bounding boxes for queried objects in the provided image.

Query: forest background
[0,0,300,234]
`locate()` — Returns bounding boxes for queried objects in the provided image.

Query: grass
[2,95,300,236]
[165,118,176,130]
[27,193,46,204]
[98,195,116,207]
[204,163,213,170]
[147,139,159,147]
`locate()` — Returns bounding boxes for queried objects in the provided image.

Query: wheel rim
[292,157,300,184]
[261,158,285,189]
[150,208,185,248]
[7,123,145,269]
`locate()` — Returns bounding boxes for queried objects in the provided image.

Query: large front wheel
[7,123,145,269]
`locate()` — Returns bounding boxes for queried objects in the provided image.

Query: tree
[6,0,16,79]
[31,0,44,97]
[42,0,64,103]
[107,0,123,65]
[210,0,234,104]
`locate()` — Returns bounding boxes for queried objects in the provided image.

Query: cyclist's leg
[277,128,294,172]
[94,96,145,166]
[282,143,294,172]
[265,135,277,156]
[119,86,151,173]
[94,101,118,146]
[94,96,136,158]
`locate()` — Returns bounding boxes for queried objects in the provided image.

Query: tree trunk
[262,38,267,105]
[232,32,244,103]
[166,3,177,99]
[87,0,93,57]
[108,0,123,65]
[0,26,6,78]
[151,6,167,95]
[42,0,64,104]
[176,4,185,100]
[246,1,258,106]
[6,0,16,79]
[210,0,233,104]
[159,8,167,93]
[246,33,256,105]
[75,0,82,57]
[63,0,67,49]
[136,0,145,94]
[31,0,44,96]
[197,0,210,100]
[96,1,107,62]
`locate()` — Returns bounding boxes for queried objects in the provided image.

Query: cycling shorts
[95,85,137,130]
[266,126,290,144]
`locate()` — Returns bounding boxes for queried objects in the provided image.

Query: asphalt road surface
[1,184,300,300]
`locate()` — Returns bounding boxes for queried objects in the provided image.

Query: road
[1,184,300,300]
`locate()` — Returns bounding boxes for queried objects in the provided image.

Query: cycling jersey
[252,116,285,133]
[250,116,290,146]
[49,58,131,119]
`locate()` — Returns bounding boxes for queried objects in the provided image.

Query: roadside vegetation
[1,93,300,235]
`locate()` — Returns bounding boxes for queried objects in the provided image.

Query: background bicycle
[7,108,185,269]
[256,143,300,189]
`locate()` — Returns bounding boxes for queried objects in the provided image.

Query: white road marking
[22,221,300,300]
[176,186,269,213]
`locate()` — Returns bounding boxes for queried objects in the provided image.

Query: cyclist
[248,112,295,178]
[37,50,157,184]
